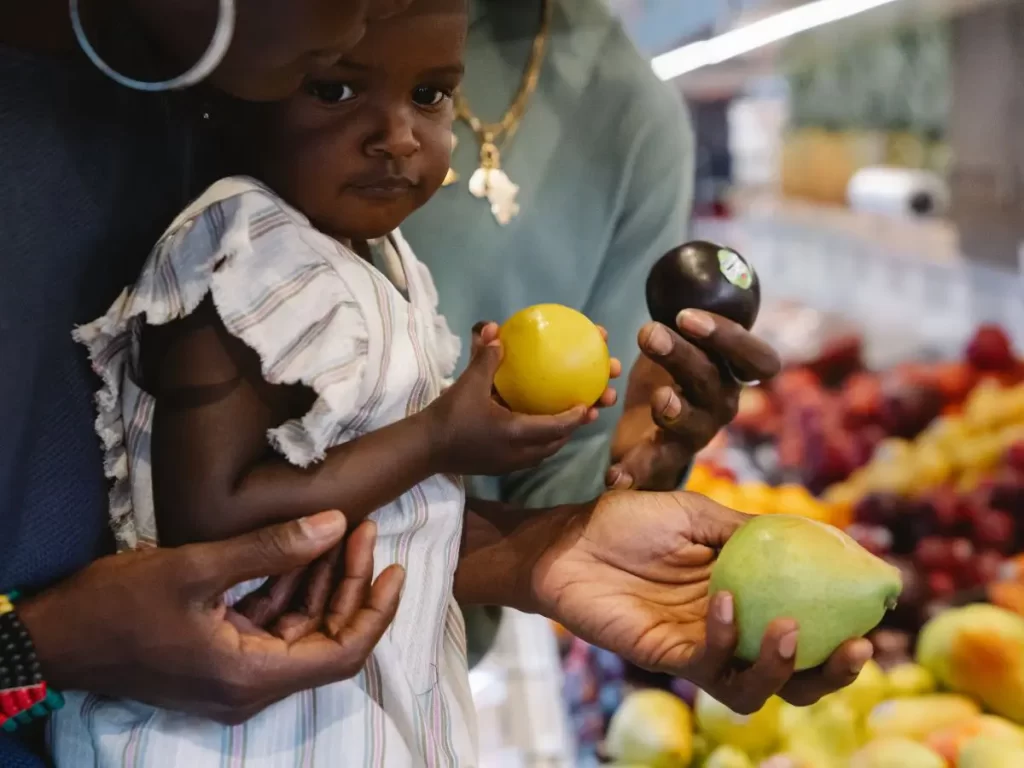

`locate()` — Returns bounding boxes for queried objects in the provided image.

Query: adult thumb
[184,511,348,599]
[684,492,752,550]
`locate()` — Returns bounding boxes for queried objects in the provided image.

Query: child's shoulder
[160,176,307,243]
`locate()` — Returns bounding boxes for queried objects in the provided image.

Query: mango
[916,603,1024,723]
[604,689,693,768]
[709,515,902,670]
[925,715,1024,764]
[865,694,980,742]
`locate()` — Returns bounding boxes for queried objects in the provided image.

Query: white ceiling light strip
[651,0,903,80]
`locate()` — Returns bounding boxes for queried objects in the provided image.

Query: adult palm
[533,491,873,714]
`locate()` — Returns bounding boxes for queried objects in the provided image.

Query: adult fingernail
[654,389,682,419]
[644,324,673,356]
[677,309,716,338]
[299,510,346,540]
[716,593,734,624]
[615,472,634,490]
[779,630,799,660]
[849,641,874,674]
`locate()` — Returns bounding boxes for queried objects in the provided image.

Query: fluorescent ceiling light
[651,0,903,80]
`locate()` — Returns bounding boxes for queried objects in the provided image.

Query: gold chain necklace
[444,0,553,225]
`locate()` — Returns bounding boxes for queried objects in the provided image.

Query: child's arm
[145,300,601,546]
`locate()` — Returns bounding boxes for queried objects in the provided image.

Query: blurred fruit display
[591,607,1024,767]
[554,319,1024,767]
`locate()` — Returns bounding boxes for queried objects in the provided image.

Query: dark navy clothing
[0,45,206,762]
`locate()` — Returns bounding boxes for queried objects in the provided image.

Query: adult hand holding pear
[530,491,877,715]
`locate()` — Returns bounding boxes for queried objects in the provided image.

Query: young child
[50,0,615,765]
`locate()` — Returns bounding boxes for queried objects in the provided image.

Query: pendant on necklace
[442,133,459,187]
[468,140,520,226]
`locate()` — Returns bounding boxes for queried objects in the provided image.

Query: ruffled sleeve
[74,177,380,550]
[207,193,377,466]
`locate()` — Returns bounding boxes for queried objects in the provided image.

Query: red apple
[809,334,865,387]
[841,372,884,427]
[915,536,954,571]
[961,550,1006,588]
[973,509,1017,553]
[931,361,978,404]
[966,324,1016,371]
[772,367,823,404]
[878,380,944,440]
[927,571,958,600]
[924,488,969,535]
[950,537,976,572]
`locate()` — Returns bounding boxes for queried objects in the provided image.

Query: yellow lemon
[494,304,610,415]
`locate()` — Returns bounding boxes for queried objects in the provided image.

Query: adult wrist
[455,498,594,615]
[0,592,65,732]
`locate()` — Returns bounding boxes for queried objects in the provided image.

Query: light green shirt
[403,0,694,510]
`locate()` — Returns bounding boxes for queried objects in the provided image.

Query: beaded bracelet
[0,592,64,732]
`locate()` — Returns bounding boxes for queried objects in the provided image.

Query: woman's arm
[144,298,439,546]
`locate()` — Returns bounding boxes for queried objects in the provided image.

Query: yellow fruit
[735,483,776,515]
[705,483,744,511]
[687,465,717,494]
[704,745,756,768]
[925,715,1024,765]
[783,697,861,768]
[695,691,783,757]
[917,604,1024,723]
[837,659,888,717]
[605,689,693,768]
[850,738,945,768]
[865,694,980,741]
[772,484,821,519]
[822,482,863,509]
[909,445,954,491]
[959,736,1024,768]
[885,663,936,698]
[494,304,610,415]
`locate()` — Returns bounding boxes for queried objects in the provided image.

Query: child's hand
[426,322,621,476]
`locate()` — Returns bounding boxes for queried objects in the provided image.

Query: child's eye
[304,80,357,105]
[412,85,449,107]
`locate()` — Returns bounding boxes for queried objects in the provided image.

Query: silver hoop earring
[70,0,236,92]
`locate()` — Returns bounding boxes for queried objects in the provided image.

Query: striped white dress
[51,177,477,767]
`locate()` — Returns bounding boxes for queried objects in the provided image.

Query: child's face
[257,0,466,241]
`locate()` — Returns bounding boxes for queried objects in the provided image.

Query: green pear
[709,515,903,670]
